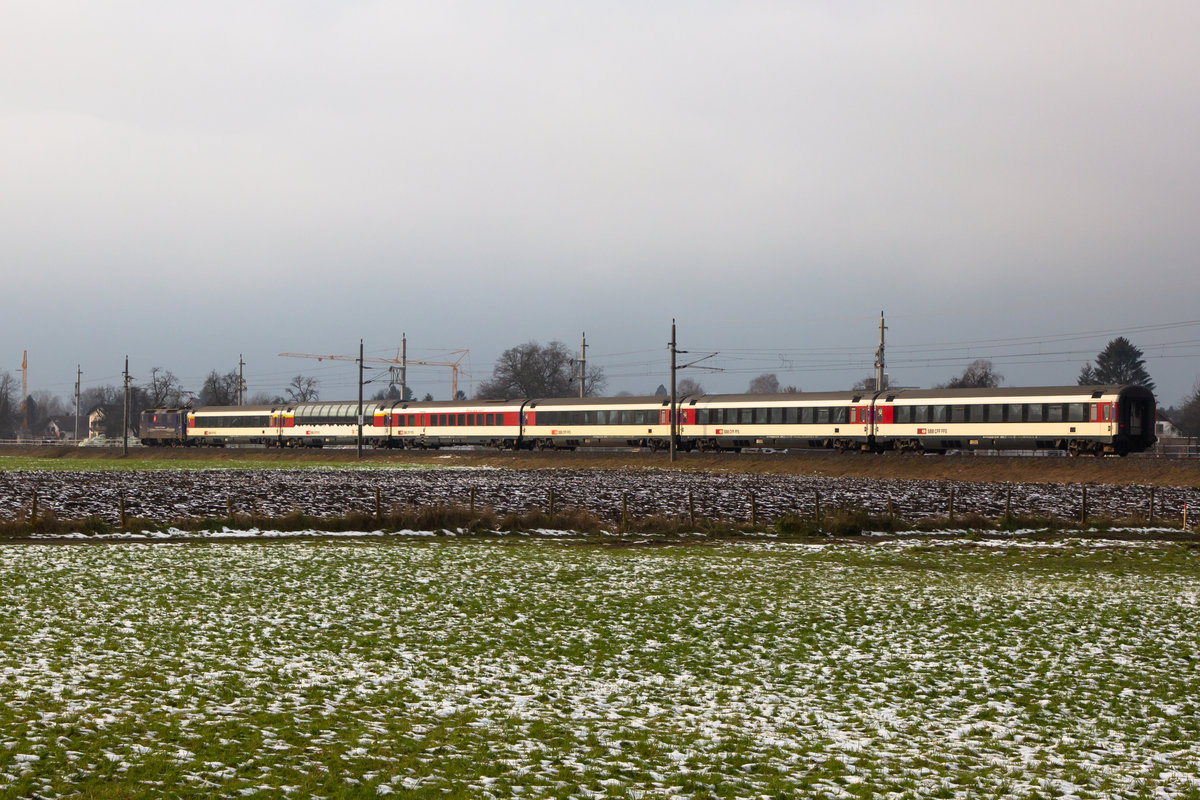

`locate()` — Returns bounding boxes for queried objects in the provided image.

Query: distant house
[87,407,107,439]
[44,415,90,441]
[1153,413,1198,456]
[1156,417,1185,439]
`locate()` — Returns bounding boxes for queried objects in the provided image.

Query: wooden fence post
[549,488,556,523]
[470,487,476,515]
[119,496,127,530]
[1149,487,1156,525]
[1005,485,1012,520]
[621,493,629,532]
[751,492,757,526]
[814,490,822,524]
[375,488,382,520]
[1081,485,1088,526]
[688,490,695,528]
[30,490,38,526]
[949,487,955,522]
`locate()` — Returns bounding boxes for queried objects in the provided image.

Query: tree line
[3,336,1196,440]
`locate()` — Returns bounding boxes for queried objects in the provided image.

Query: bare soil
[3,446,1199,529]
[5,445,1198,487]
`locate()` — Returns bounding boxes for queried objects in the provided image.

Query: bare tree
[940,359,1003,389]
[199,370,241,406]
[144,367,187,408]
[246,391,284,405]
[371,384,414,402]
[0,370,17,439]
[852,376,883,392]
[747,373,781,394]
[286,375,320,403]
[1178,380,1200,439]
[676,378,704,396]
[477,341,606,399]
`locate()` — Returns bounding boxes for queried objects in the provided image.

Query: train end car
[139,408,190,446]
[870,384,1156,456]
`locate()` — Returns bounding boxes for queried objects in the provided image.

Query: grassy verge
[4,499,1198,541]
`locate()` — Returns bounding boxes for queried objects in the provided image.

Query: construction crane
[279,338,471,400]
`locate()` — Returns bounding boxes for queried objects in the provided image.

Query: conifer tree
[1078,337,1155,391]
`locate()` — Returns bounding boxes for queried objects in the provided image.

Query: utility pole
[122,356,130,456]
[668,319,720,464]
[74,366,81,441]
[669,320,677,462]
[19,351,28,438]
[357,339,364,460]
[578,332,588,398]
[874,311,887,391]
[238,354,246,406]
[400,333,407,401]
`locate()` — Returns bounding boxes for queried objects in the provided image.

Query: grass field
[2,538,1199,798]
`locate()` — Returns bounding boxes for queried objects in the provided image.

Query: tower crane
[279,338,471,400]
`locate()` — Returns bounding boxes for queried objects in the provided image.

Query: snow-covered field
[2,538,1199,798]
[2,467,1198,525]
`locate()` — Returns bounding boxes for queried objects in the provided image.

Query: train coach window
[1068,404,1086,423]
[968,405,984,423]
[784,407,798,424]
[457,414,466,426]
[799,407,813,424]
[815,408,830,425]
[835,407,849,424]
[1047,405,1064,423]
[1008,404,1024,423]
[986,405,1004,422]
[951,406,967,424]
[932,406,948,423]
[893,407,910,424]
[1028,404,1044,422]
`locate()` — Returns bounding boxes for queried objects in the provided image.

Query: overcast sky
[4,1,1199,406]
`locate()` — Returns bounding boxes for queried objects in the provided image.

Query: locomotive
[141,384,1156,456]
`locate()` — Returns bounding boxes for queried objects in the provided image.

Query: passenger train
[141,384,1157,456]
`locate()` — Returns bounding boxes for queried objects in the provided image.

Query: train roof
[526,395,673,408]
[367,398,522,410]
[876,385,1146,401]
[188,404,281,414]
[690,391,859,404]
